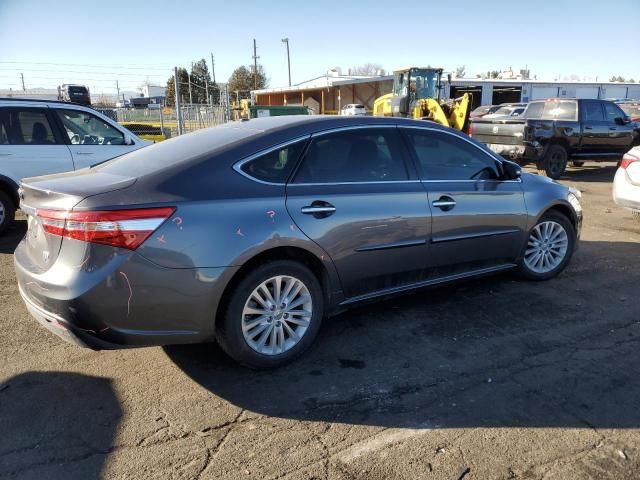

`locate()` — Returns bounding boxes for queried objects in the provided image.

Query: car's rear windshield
[68,86,88,94]
[96,125,260,177]
[524,101,577,120]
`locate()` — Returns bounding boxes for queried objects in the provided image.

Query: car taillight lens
[468,123,473,136]
[36,207,176,250]
[620,153,640,169]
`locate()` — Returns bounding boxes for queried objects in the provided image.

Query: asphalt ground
[1,162,639,479]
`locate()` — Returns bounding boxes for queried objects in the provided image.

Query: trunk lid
[19,170,136,272]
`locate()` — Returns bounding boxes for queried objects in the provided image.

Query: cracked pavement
[1,163,639,479]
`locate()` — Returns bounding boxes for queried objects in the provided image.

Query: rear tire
[216,260,324,369]
[537,145,567,179]
[0,190,16,234]
[517,212,576,281]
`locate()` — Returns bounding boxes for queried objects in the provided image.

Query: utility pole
[281,38,291,87]
[205,77,210,106]
[20,73,25,91]
[188,63,193,105]
[210,53,216,84]
[252,39,259,90]
[116,80,120,101]
[174,66,183,135]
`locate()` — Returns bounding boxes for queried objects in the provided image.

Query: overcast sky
[1,0,638,94]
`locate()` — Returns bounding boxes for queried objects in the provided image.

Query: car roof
[216,114,452,135]
[0,97,91,109]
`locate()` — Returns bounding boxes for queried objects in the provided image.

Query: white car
[341,104,367,116]
[613,146,640,221]
[0,98,150,232]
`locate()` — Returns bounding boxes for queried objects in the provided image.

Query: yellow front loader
[373,67,471,132]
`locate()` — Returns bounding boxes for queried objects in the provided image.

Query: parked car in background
[15,115,582,368]
[341,104,367,116]
[616,100,640,122]
[58,84,91,106]
[613,146,640,221]
[470,104,501,119]
[482,103,527,119]
[0,98,149,232]
[470,98,639,179]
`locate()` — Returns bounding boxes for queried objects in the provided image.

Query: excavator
[373,67,471,132]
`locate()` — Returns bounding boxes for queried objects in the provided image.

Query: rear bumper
[613,168,640,212]
[486,143,543,163]
[14,240,237,349]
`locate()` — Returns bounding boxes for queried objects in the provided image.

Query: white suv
[341,104,367,116]
[0,99,150,232]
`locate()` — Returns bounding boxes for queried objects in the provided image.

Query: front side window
[604,102,625,122]
[404,130,500,181]
[240,140,306,183]
[293,129,408,183]
[55,109,125,145]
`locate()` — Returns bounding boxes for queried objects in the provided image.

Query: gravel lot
[1,162,639,480]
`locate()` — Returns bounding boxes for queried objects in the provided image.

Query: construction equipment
[373,67,471,132]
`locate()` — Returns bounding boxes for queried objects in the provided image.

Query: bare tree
[455,66,466,78]
[350,63,386,76]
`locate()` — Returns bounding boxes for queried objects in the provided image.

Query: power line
[0,68,167,77]
[0,61,170,70]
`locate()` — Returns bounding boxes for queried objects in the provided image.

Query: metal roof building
[253,75,640,113]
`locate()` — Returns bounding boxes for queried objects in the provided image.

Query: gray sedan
[14,116,582,368]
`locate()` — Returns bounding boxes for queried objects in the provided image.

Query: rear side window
[0,110,58,145]
[404,129,500,181]
[583,101,604,122]
[240,140,306,183]
[293,128,409,183]
[525,101,577,120]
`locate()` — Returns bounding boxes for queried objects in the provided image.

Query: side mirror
[615,116,630,125]
[124,134,135,146]
[502,160,522,180]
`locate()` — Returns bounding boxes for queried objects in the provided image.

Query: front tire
[517,212,576,280]
[0,190,16,234]
[216,260,324,369]
[537,145,567,179]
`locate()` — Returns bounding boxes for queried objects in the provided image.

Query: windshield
[524,101,577,120]
[410,69,440,100]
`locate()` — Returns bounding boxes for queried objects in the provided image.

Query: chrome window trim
[232,135,311,186]
[310,124,397,137]
[399,125,523,183]
[288,180,422,187]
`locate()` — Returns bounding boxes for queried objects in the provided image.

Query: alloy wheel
[524,221,568,274]
[241,275,312,355]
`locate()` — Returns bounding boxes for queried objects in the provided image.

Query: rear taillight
[468,123,473,136]
[620,153,640,170]
[36,207,175,250]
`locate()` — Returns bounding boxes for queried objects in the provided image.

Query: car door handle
[75,151,94,155]
[0,153,11,156]
[301,205,336,214]
[584,126,593,130]
[432,197,456,211]
[609,127,617,131]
